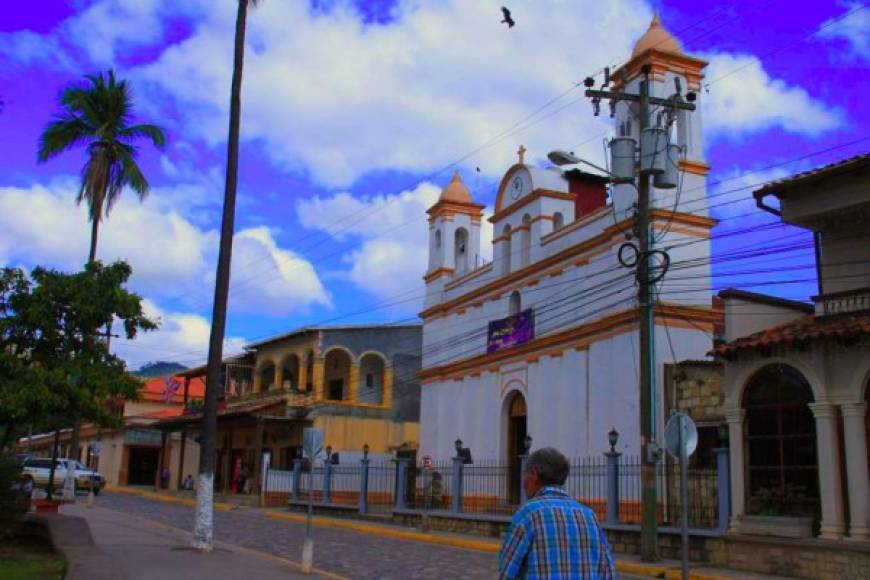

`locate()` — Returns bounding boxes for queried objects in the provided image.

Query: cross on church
[517,145,527,165]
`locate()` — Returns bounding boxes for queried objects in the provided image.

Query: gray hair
[524,447,570,486]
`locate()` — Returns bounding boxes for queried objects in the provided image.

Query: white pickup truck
[22,457,106,494]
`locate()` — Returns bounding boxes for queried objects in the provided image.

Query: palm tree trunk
[193,0,250,551]
[88,213,100,264]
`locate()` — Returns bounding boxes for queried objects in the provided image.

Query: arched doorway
[743,363,819,520]
[505,392,527,504]
[324,349,352,401]
[359,353,386,404]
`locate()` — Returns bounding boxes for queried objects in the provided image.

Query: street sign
[664,412,697,460]
[421,455,433,470]
[303,428,324,460]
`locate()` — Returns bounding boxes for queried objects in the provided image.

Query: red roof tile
[139,375,205,403]
[713,312,870,357]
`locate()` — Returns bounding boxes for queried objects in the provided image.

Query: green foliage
[0,261,157,442]
[0,453,28,533]
[37,70,166,223]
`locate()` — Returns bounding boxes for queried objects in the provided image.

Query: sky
[0,0,867,370]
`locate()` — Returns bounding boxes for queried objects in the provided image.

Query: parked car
[22,458,106,494]
[21,457,68,492]
[59,459,106,494]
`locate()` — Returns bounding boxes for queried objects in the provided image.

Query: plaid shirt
[499,486,616,579]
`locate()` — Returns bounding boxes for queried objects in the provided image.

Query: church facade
[419,18,720,466]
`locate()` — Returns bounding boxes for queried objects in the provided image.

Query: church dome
[440,171,473,204]
[632,15,682,57]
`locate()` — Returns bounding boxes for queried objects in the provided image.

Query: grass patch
[0,554,66,580]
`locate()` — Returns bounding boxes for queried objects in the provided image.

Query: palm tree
[37,70,165,462]
[38,70,166,264]
[194,0,261,552]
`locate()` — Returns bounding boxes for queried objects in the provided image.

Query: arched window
[553,212,564,231]
[454,227,469,273]
[501,224,512,275]
[520,214,531,267]
[324,349,352,401]
[743,364,818,518]
[282,354,300,390]
[359,353,386,405]
[509,291,521,316]
[305,349,314,392]
[258,363,276,393]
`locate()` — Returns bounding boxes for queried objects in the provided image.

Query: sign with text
[487,309,535,354]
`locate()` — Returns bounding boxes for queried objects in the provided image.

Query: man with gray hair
[499,447,615,578]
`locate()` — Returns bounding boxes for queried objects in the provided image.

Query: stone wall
[667,360,724,422]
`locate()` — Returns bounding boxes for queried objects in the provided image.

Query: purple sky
[0,1,867,369]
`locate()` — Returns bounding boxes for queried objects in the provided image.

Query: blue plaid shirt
[499,486,616,579]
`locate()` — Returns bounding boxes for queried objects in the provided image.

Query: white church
[418,17,718,468]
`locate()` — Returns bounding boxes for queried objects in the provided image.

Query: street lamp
[547,150,615,177]
[523,434,533,454]
[325,445,332,462]
[608,427,619,453]
[455,438,463,456]
[363,443,370,460]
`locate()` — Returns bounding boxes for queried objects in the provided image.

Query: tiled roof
[153,393,288,428]
[139,375,205,403]
[713,312,870,357]
[754,154,870,198]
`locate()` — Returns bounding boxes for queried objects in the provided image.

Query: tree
[37,70,165,460]
[195,0,261,552]
[0,262,157,496]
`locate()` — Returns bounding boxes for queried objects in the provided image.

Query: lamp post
[363,443,370,460]
[454,438,463,456]
[605,427,622,525]
[609,427,620,453]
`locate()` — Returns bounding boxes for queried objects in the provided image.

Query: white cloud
[0,31,73,70]
[817,1,870,60]
[0,179,329,317]
[132,0,649,187]
[297,180,493,304]
[702,52,845,138]
[113,299,247,370]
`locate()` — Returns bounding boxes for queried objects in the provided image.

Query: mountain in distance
[134,361,188,378]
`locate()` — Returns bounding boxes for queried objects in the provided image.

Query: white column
[841,402,870,541]
[809,402,846,539]
[725,408,746,532]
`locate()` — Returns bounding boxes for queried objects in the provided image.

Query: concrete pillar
[349,364,360,403]
[313,360,325,401]
[451,456,464,513]
[396,458,409,510]
[275,363,284,391]
[292,458,302,501]
[809,402,846,539]
[841,402,870,541]
[724,408,745,532]
[253,419,264,498]
[359,457,370,514]
[383,368,394,409]
[605,451,621,525]
[323,461,333,503]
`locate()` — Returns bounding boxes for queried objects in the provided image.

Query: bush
[0,453,30,534]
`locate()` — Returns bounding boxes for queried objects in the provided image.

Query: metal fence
[268,450,729,532]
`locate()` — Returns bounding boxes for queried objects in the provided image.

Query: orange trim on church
[490,188,575,223]
[678,159,710,176]
[423,267,455,283]
[419,304,720,383]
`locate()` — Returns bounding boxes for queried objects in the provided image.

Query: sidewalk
[59,503,336,580]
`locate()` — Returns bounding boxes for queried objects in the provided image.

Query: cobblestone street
[96,493,499,579]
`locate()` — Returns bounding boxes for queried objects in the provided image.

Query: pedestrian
[160,466,170,490]
[182,474,195,491]
[499,447,616,579]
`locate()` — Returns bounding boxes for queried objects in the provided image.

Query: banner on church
[487,309,535,354]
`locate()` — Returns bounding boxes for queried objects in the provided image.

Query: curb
[104,485,237,512]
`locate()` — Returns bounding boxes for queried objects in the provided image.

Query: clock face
[510,176,525,200]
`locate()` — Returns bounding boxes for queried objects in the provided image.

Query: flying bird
[501,6,515,28]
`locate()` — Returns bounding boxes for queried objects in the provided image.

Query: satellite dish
[664,412,698,459]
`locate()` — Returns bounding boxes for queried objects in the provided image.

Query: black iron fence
[265,450,729,532]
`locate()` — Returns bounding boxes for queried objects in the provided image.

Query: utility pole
[584,63,696,562]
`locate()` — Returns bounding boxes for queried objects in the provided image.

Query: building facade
[714,154,870,542]
[419,18,720,469]
[156,323,422,495]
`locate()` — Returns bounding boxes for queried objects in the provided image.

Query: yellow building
[155,323,422,496]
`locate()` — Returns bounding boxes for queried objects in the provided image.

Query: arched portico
[324,347,353,401]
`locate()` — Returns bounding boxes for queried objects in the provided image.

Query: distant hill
[135,361,188,378]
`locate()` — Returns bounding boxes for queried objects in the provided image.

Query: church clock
[509,174,528,200]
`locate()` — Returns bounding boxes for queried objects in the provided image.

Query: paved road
[94,493,499,579]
